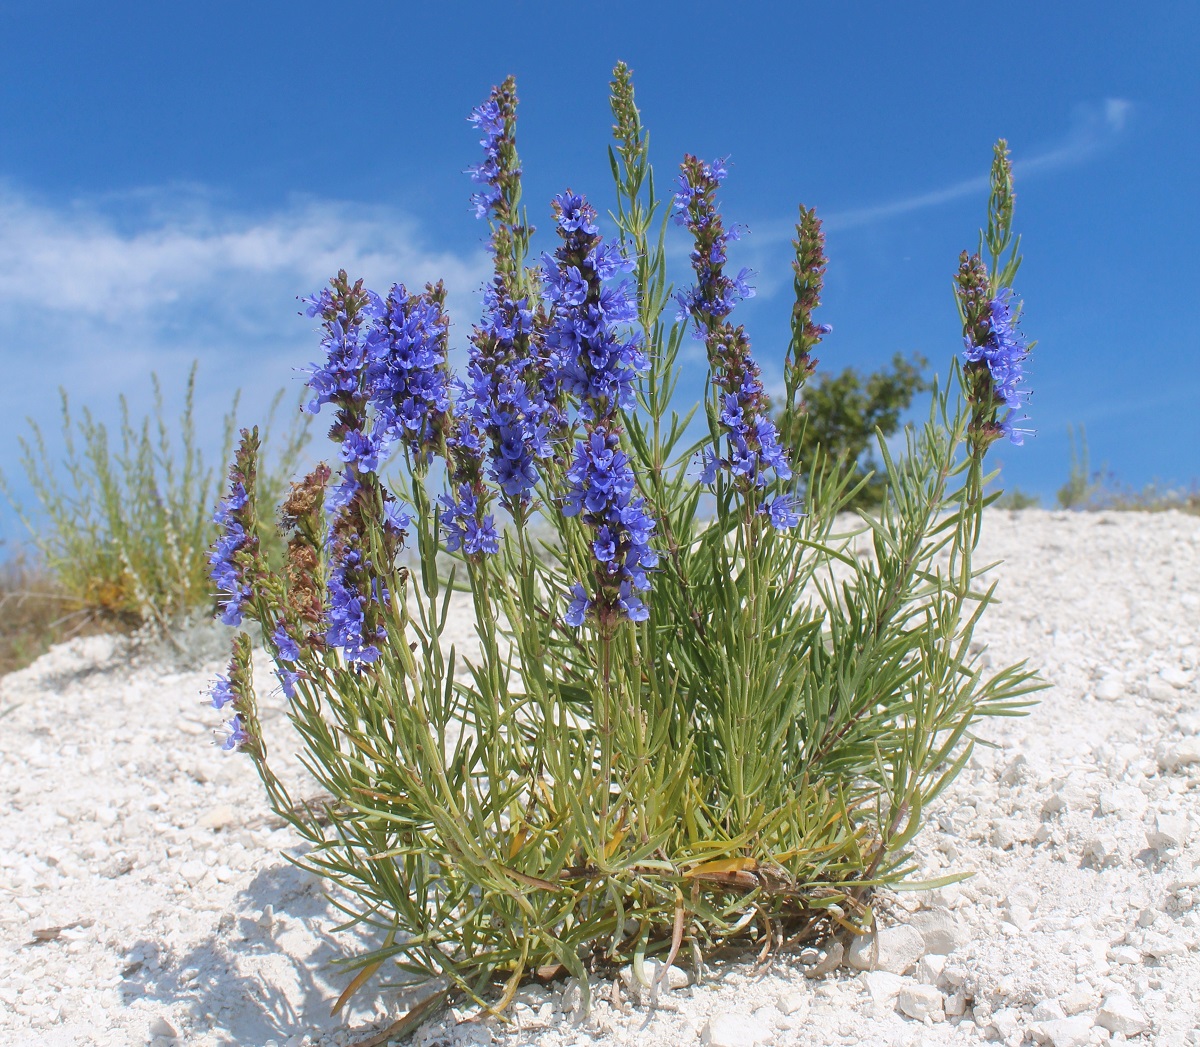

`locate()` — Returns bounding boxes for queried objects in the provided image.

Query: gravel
[2,509,1199,1046]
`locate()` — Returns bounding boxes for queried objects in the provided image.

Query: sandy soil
[1,510,1198,1047]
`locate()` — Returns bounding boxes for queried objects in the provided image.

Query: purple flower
[461,280,554,514]
[672,156,754,336]
[466,78,521,223]
[220,715,249,751]
[541,191,644,420]
[275,667,302,700]
[209,473,254,625]
[542,191,656,625]
[675,158,797,526]
[762,496,803,530]
[272,622,300,662]
[326,545,382,663]
[209,675,236,710]
[962,288,1031,444]
[564,583,591,627]
[438,485,500,557]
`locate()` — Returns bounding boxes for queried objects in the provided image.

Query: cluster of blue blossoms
[300,277,443,663]
[209,480,251,626]
[544,191,657,625]
[963,288,1031,445]
[674,156,799,529]
[302,281,451,470]
[672,157,755,329]
[208,676,248,750]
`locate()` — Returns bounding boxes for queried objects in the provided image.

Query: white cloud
[0,184,491,536]
[751,98,1135,242]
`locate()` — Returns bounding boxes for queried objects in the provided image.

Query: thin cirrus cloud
[819,98,1134,234]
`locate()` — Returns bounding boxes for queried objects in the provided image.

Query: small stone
[1037,1015,1095,1047]
[198,805,237,830]
[776,990,809,1016]
[897,984,944,1023]
[1095,677,1124,702]
[991,1007,1022,1040]
[149,1017,179,1039]
[1107,944,1141,965]
[618,959,689,993]
[944,992,967,1017]
[1083,835,1122,868]
[1006,905,1035,933]
[916,953,946,985]
[1147,813,1188,851]
[1059,987,1096,1016]
[1158,738,1200,772]
[860,971,904,1007]
[1033,1000,1067,1022]
[847,924,925,974]
[803,940,844,978]
[909,908,966,955]
[700,1012,772,1047]
[1096,994,1149,1036]
[179,861,206,887]
[1159,667,1192,689]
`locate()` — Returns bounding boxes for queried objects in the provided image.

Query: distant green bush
[1056,424,1103,509]
[2,364,308,640]
[784,352,930,509]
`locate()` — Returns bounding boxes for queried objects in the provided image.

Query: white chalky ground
[1,510,1199,1047]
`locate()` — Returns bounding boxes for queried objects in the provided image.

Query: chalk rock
[1082,834,1122,868]
[1034,1015,1095,1047]
[944,992,967,1017]
[1158,738,1200,772]
[1094,675,1124,701]
[991,1007,1023,1040]
[1059,986,1096,1016]
[915,953,946,985]
[1147,813,1189,851]
[700,1012,772,1047]
[198,805,236,830]
[1096,994,1149,1036]
[1177,710,1200,735]
[618,959,689,993]
[1159,667,1193,689]
[860,971,905,1007]
[909,908,967,955]
[178,861,207,887]
[148,1017,179,1039]
[1032,1000,1066,1023]
[897,984,944,1022]
[847,924,925,974]
[776,990,809,1016]
[1108,944,1141,965]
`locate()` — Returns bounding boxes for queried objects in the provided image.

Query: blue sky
[1,0,1197,538]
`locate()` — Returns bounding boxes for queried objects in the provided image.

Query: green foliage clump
[211,67,1041,1019]
[2,364,307,639]
[1056,424,1103,509]
[789,353,930,509]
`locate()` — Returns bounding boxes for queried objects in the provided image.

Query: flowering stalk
[299,272,449,663]
[956,144,1033,457]
[543,191,656,628]
[209,432,260,627]
[779,205,831,453]
[207,630,259,755]
[674,156,799,529]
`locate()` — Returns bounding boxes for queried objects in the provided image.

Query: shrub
[2,364,308,642]
[209,66,1040,1019]
[784,352,930,510]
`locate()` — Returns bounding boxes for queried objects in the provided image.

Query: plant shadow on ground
[117,862,426,1044]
